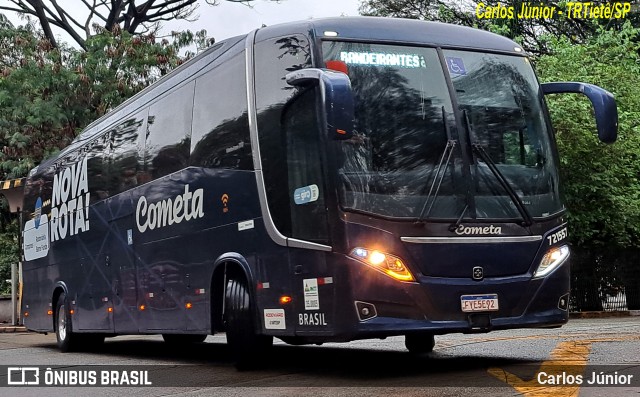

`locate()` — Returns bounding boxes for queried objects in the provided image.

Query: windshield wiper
[416,107,456,223]
[463,110,533,227]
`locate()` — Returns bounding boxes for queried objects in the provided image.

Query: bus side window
[190,50,251,169]
[282,88,329,244]
[255,34,312,236]
[144,81,195,179]
[107,110,148,195]
[86,134,110,203]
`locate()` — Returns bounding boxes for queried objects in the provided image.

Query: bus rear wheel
[224,276,273,369]
[405,333,435,354]
[55,292,79,352]
[55,293,105,352]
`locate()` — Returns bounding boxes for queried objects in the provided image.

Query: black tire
[55,293,105,352]
[162,334,207,344]
[225,276,273,370]
[54,292,79,352]
[405,333,435,354]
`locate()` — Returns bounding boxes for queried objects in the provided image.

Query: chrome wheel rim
[57,304,66,341]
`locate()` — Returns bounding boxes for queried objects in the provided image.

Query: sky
[2,0,363,46]
[176,0,363,42]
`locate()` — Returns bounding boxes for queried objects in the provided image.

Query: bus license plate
[461,294,499,312]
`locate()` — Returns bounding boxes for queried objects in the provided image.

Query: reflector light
[23,312,29,317]
[279,296,292,304]
[349,248,415,282]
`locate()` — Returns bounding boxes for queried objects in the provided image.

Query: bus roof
[262,16,524,55]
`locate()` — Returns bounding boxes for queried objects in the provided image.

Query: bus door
[280,86,335,334]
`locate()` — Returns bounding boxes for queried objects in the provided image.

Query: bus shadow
[35,336,539,387]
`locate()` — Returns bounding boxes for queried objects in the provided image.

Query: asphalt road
[0,317,639,396]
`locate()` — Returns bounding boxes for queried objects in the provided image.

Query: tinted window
[107,110,148,195]
[282,88,328,243]
[322,41,463,219]
[190,51,251,169]
[86,134,110,203]
[255,34,312,235]
[443,50,562,218]
[145,82,195,179]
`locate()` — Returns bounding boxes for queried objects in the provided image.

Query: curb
[0,325,28,333]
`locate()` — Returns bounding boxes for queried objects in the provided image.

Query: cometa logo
[455,224,502,236]
[135,185,204,233]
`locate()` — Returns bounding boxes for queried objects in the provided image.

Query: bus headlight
[350,248,415,282]
[534,245,570,278]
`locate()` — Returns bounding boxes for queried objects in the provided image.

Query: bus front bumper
[343,256,570,338]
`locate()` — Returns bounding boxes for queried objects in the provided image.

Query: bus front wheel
[224,276,273,369]
[405,333,435,354]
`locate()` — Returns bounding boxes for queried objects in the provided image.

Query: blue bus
[20,16,617,368]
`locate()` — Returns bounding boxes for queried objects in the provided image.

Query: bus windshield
[322,41,563,221]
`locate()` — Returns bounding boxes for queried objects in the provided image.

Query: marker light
[47,310,53,315]
[107,307,113,313]
[324,31,338,37]
[279,296,292,304]
[350,248,415,282]
[139,305,146,311]
[534,245,570,278]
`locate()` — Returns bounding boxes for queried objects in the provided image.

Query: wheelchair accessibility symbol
[446,57,466,75]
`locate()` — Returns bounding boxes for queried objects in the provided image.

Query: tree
[0,0,272,50]
[0,207,18,296]
[360,0,639,54]
[536,23,640,310]
[536,23,640,248]
[0,20,204,178]
[359,0,476,25]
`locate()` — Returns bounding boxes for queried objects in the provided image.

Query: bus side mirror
[286,68,355,140]
[541,82,618,144]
